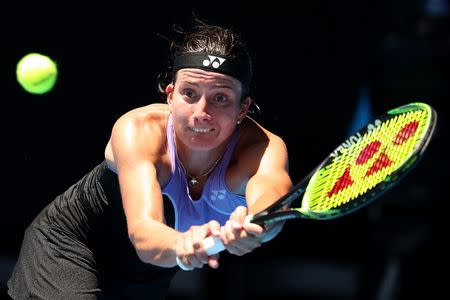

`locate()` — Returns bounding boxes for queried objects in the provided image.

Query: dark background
[1,1,449,299]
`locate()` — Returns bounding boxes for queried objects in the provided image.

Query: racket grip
[203,236,225,255]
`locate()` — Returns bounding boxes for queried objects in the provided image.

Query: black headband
[173,53,252,91]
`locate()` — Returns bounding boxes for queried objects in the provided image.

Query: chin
[187,135,224,150]
[188,141,219,151]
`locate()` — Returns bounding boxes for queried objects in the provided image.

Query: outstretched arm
[219,131,293,255]
[109,108,219,269]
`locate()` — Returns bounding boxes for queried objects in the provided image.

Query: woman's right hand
[175,220,221,270]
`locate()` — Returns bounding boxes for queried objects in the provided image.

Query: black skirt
[7,161,178,299]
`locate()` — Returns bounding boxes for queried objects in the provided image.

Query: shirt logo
[203,55,226,69]
[210,189,226,201]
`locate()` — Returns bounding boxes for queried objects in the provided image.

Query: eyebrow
[182,81,235,90]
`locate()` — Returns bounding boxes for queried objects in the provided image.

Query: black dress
[7,161,178,299]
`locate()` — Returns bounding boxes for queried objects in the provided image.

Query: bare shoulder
[117,103,170,124]
[238,117,287,152]
[111,103,170,136]
[234,117,288,173]
[106,103,171,169]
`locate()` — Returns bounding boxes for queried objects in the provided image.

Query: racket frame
[250,102,437,226]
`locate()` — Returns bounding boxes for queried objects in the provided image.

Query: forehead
[176,68,242,91]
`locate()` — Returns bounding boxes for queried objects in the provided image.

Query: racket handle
[203,236,225,255]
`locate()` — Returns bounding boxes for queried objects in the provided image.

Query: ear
[165,83,174,106]
[238,96,252,122]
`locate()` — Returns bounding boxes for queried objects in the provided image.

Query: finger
[223,220,263,256]
[191,226,207,249]
[207,254,220,269]
[230,206,248,225]
[191,225,208,242]
[187,254,204,269]
[182,230,204,268]
[183,231,195,257]
[175,235,193,270]
[190,227,209,264]
[223,220,240,243]
[243,222,264,237]
[208,220,221,236]
[222,220,252,255]
[224,239,254,256]
[230,236,262,256]
[178,237,195,270]
[176,256,194,271]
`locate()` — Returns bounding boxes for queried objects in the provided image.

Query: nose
[192,95,211,122]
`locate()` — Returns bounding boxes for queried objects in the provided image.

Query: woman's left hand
[220,206,264,256]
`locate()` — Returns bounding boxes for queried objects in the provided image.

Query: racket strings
[304,109,431,212]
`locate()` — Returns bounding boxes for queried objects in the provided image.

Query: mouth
[190,127,213,133]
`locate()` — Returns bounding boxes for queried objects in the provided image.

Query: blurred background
[1,0,449,299]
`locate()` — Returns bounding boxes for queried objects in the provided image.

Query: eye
[182,89,196,100]
[214,94,228,103]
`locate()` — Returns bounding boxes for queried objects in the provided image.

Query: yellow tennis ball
[16,53,58,95]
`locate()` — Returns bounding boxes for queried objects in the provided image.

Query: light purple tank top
[162,115,247,232]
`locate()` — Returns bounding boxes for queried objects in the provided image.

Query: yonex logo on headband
[173,52,252,93]
[203,55,226,69]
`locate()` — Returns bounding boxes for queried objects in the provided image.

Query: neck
[178,146,226,177]
[176,145,226,188]
[174,134,230,177]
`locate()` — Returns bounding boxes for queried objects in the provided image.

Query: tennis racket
[201,102,437,256]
